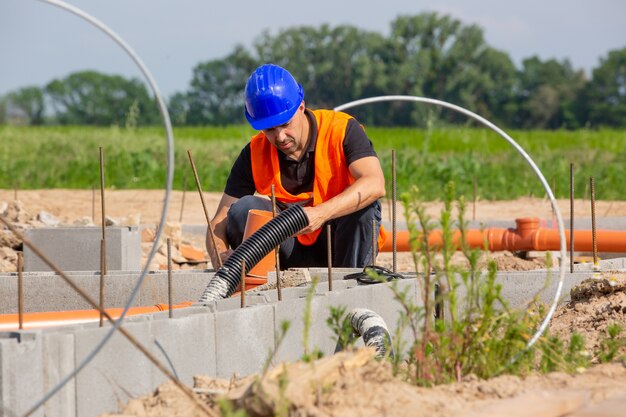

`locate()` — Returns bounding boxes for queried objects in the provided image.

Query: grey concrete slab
[207,294,269,312]
[24,227,141,272]
[150,312,216,387]
[0,270,214,314]
[272,284,375,364]
[307,268,362,282]
[0,332,44,417]
[314,278,358,293]
[74,320,154,417]
[598,257,626,270]
[256,286,310,302]
[494,271,591,307]
[150,306,211,321]
[41,330,76,417]
[214,304,275,378]
[448,270,592,316]
[368,279,420,356]
[136,271,211,306]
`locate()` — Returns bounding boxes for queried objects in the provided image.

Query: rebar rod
[392,149,397,273]
[99,238,105,327]
[570,163,575,273]
[99,147,107,276]
[473,176,477,222]
[240,259,246,308]
[271,185,282,301]
[371,219,377,265]
[327,224,332,291]
[0,216,216,417]
[590,177,598,267]
[187,150,222,269]
[179,173,187,223]
[167,238,173,319]
[18,252,23,330]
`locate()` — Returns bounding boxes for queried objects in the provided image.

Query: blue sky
[1,0,625,99]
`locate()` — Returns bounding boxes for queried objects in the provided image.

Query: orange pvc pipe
[242,209,274,281]
[0,301,193,331]
[381,217,626,253]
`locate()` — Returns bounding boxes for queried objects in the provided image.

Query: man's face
[262,102,307,159]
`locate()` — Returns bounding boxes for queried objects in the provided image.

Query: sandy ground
[2,189,626,226]
[2,189,626,272]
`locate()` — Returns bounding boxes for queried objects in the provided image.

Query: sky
[1,0,626,100]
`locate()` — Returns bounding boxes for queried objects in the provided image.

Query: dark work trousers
[226,195,382,268]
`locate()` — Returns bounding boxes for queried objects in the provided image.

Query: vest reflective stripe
[250,109,386,249]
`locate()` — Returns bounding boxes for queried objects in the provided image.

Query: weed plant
[363,182,599,386]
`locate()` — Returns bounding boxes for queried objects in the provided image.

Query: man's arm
[300,156,385,234]
[205,193,239,268]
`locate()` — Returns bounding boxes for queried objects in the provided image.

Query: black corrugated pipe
[198,204,309,303]
[335,308,394,359]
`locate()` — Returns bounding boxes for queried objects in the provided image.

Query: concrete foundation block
[318,285,376,353]
[209,294,268,312]
[272,284,374,364]
[308,267,362,282]
[368,279,420,356]
[214,305,275,378]
[150,312,216,387]
[74,321,154,417]
[314,278,358,293]
[0,332,44,417]
[41,330,76,417]
[137,271,211,306]
[24,227,141,272]
[258,286,310,302]
[494,271,589,308]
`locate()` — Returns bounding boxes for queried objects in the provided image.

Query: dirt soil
[2,190,626,417]
[2,189,626,273]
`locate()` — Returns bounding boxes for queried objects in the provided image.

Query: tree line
[2,12,625,129]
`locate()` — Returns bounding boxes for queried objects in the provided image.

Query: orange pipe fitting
[0,301,193,331]
[381,217,626,253]
[242,209,274,282]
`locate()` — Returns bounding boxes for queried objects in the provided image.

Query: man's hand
[297,205,329,235]
[206,193,239,269]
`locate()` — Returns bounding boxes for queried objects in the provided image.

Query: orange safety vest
[249,109,386,248]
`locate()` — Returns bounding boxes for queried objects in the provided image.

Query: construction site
[2,2,626,417]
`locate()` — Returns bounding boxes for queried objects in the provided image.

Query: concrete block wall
[0,332,44,417]
[0,270,213,314]
[0,259,624,417]
[24,227,141,272]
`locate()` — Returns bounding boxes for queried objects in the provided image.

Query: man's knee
[226,196,272,248]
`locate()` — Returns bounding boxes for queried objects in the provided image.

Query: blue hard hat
[244,64,304,130]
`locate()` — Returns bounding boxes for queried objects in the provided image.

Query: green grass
[1,124,625,200]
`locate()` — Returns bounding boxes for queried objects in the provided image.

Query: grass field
[1,125,625,201]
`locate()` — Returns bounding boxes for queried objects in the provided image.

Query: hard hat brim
[245,99,301,131]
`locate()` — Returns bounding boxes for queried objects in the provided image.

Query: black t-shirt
[224,109,377,199]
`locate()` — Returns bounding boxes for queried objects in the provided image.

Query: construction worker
[206,63,386,269]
